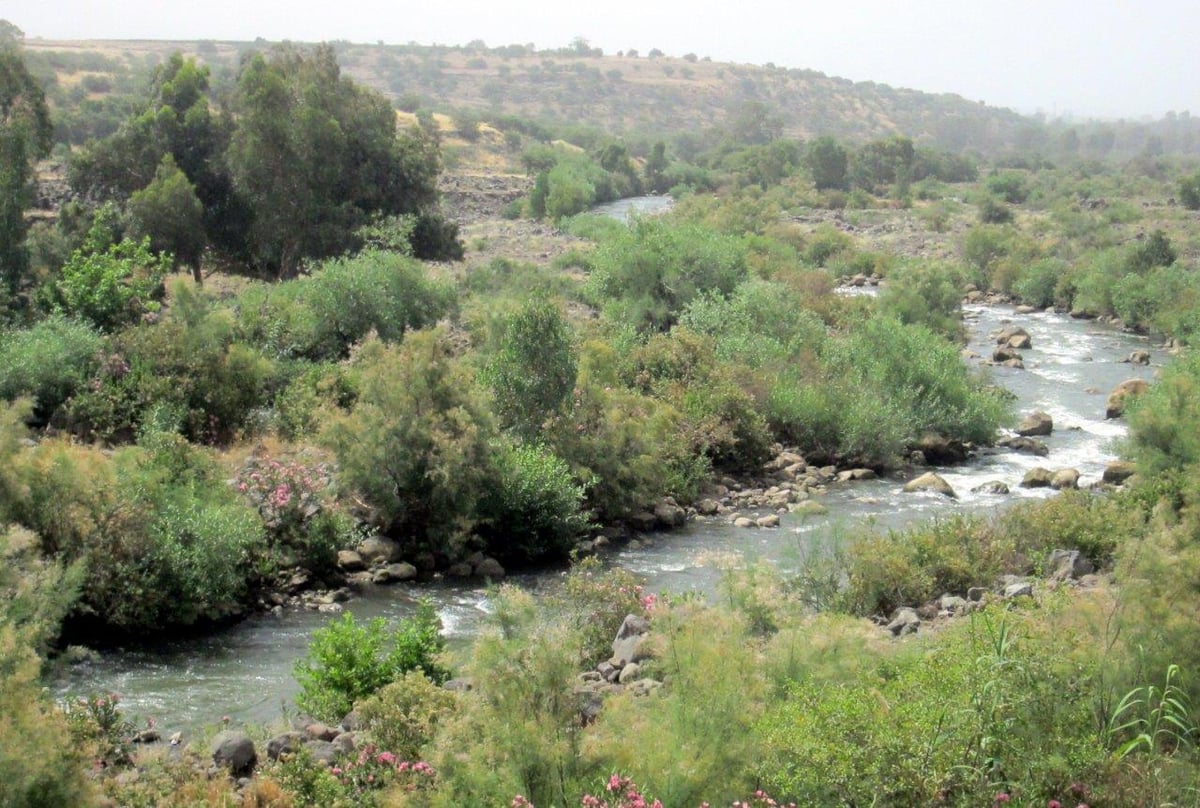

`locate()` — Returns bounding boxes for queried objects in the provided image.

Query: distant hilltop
[25,37,1200,158]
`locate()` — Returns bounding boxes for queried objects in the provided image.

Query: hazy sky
[5,0,1196,119]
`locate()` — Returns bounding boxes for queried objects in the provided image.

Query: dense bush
[876,261,964,339]
[586,217,748,332]
[323,331,494,557]
[66,287,275,444]
[295,602,448,722]
[475,441,592,564]
[237,249,455,361]
[0,315,101,422]
[356,670,458,760]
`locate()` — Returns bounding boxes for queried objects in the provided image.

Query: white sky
[5,0,1197,119]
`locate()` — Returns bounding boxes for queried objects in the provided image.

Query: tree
[483,297,577,440]
[0,40,52,306]
[1179,172,1200,210]
[229,45,446,276]
[644,141,669,193]
[70,53,237,247]
[128,155,206,282]
[324,331,493,555]
[806,136,848,190]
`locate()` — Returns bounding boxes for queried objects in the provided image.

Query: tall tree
[128,155,206,282]
[0,36,52,306]
[69,52,243,257]
[228,45,444,276]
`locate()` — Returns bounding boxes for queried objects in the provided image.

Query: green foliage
[984,170,1030,203]
[0,315,101,422]
[295,602,448,722]
[977,194,1014,224]
[53,211,170,331]
[228,45,442,274]
[324,331,493,555]
[0,626,94,808]
[356,669,459,760]
[127,154,206,275]
[547,341,691,520]
[877,260,964,339]
[806,136,848,190]
[237,249,455,361]
[430,586,594,807]
[586,217,748,332]
[589,603,765,806]
[1178,172,1200,210]
[756,607,1111,806]
[66,284,274,443]
[476,441,591,564]
[1012,257,1066,308]
[1126,351,1200,475]
[481,296,577,439]
[0,42,53,305]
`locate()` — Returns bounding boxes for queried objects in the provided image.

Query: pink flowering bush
[235,453,351,574]
[329,744,436,798]
[509,776,796,808]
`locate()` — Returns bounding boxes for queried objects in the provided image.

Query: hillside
[25,37,1033,154]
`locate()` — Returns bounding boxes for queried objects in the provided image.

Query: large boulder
[610,614,651,666]
[1020,468,1055,488]
[1047,549,1094,580]
[992,346,1023,363]
[212,731,257,776]
[358,535,402,565]
[903,472,957,498]
[972,480,1010,495]
[1051,468,1080,490]
[653,499,687,528]
[1123,350,1151,366]
[996,326,1031,347]
[1103,460,1137,485]
[915,433,968,464]
[997,435,1049,456]
[1016,411,1053,437]
[266,732,306,761]
[473,557,506,579]
[336,550,366,572]
[1105,379,1150,419]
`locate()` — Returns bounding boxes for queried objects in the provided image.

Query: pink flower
[1048,802,1061,808]
[994,795,1011,805]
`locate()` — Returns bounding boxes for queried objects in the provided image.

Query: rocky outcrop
[997,435,1049,456]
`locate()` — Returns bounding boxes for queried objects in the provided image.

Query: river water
[53,267,1157,734]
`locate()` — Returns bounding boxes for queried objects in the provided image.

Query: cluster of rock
[256,568,351,616]
[884,548,1100,638]
[207,717,361,785]
[989,325,1033,368]
[576,614,662,723]
[334,534,506,585]
[696,450,841,529]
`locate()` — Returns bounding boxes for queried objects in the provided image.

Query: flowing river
[53,280,1157,734]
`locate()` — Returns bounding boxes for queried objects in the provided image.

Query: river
[52,275,1157,735]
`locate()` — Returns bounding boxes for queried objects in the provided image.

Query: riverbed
[53,302,1156,732]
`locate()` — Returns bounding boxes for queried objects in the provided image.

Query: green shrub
[1179,172,1200,210]
[0,315,101,422]
[238,249,455,361]
[1012,258,1066,308]
[356,670,458,760]
[66,297,275,444]
[756,605,1111,805]
[52,212,170,331]
[476,441,591,564]
[876,261,964,339]
[295,602,448,723]
[977,195,1014,224]
[984,171,1030,203]
[586,217,748,332]
[323,331,494,556]
[0,626,95,807]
